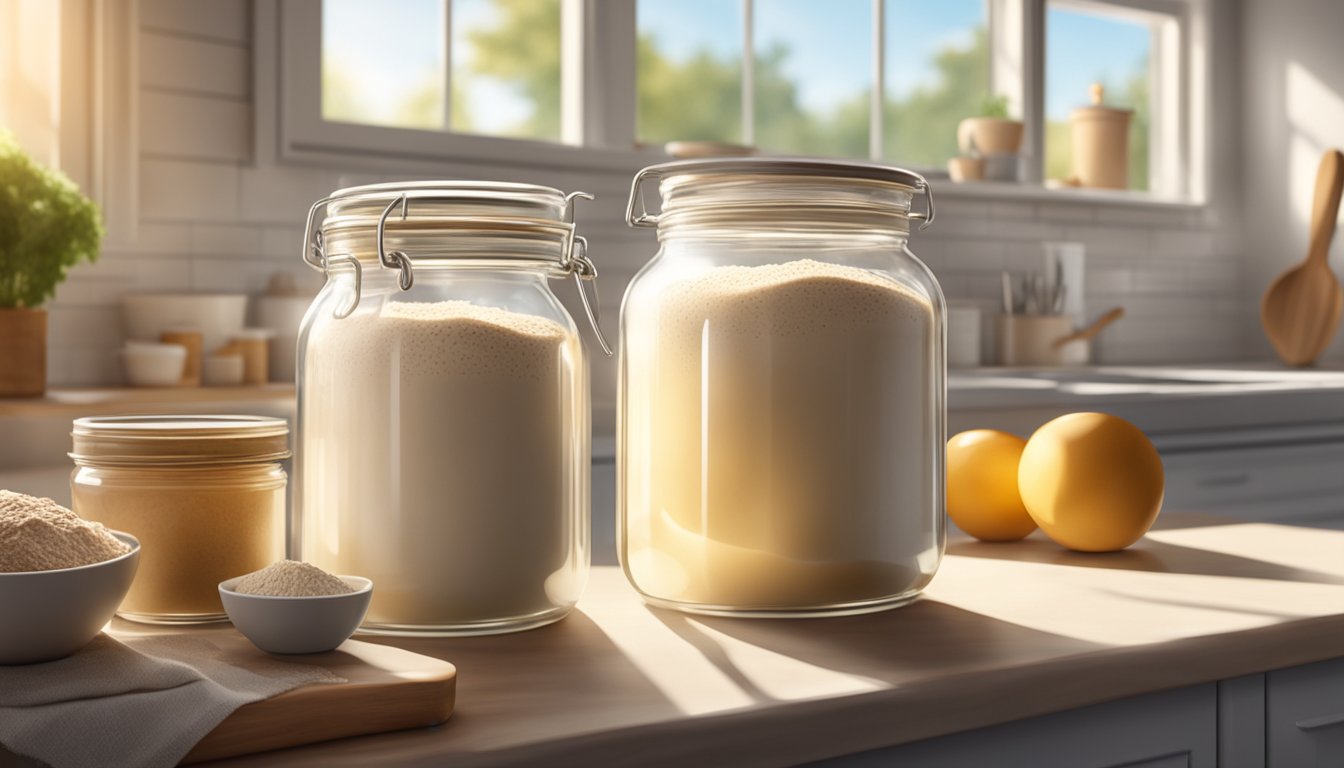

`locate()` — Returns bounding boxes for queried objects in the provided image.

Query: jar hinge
[625,167,663,228]
[910,178,936,231]
[562,192,613,357]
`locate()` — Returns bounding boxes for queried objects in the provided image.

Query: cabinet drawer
[1162,442,1344,513]
[810,684,1215,768]
[1268,658,1344,767]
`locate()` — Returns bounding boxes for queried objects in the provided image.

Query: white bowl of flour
[0,495,140,667]
[220,561,372,654]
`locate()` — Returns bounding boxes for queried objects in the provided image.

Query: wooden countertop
[0,386,295,418]
[210,516,1344,767]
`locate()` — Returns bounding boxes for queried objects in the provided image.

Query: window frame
[275,0,654,172]
[270,0,1207,202]
[1,0,139,243]
[1040,0,1192,197]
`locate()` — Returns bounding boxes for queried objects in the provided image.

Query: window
[276,0,1199,199]
[634,0,989,163]
[1044,0,1177,192]
[319,0,561,140]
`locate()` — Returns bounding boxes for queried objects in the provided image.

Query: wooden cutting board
[106,624,456,764]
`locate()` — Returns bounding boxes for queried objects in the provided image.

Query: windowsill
[276,126,1205,213]
[931,179,1204,210]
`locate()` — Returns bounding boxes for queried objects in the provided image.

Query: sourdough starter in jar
[622,259,936,609]
[301,300,585,629]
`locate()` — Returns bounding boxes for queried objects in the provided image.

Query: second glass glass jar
[297,181,606,636]
[619,158,946,617]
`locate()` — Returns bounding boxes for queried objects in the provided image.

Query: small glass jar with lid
[619,158,945,617]
[70,415,289,624]
[296,181,608,636]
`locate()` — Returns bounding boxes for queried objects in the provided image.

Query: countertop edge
[248,612,1344,768]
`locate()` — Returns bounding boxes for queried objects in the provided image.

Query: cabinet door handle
[1296,711,1344,730]
[1197,472,1251,487]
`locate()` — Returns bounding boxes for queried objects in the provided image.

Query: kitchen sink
[949,365,1344,403]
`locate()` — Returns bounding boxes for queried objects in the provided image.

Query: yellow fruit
[946,429,1036,542]
[1018,412,1164,552]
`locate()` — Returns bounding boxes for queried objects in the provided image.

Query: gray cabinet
[809,660,1344,767]
[1268,658,1344,767]
[810,684,1217,768]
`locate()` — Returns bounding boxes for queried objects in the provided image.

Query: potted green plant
[957,95,1025,156]
[0,132,103,397]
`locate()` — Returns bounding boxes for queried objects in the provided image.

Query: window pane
[1046,3,1152,190]
[754,0,871,158]
[322,0,446,130]
[637,0,744,145]
[883,0,989,168]
[452,0,562,141]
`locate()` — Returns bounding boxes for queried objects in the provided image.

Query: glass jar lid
[300,180,612,355]
[70,415,291,467]
[305,181,591,276]
[626,157,935,235]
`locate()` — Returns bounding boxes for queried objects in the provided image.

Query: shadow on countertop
[945,532,1344,586]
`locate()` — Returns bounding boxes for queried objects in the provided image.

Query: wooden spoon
[1053,307,1125,349]
[1261,149,1344,366]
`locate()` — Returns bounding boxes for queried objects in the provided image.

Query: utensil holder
[997,315,1089,366]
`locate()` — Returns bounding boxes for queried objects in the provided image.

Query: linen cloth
[0,631,341,768]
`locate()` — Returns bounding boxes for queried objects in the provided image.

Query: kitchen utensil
[1053,306,1125,349]
[1069,84,1133,189]
[219,576,372,654]
[122,341,188,387]
[114,629,454,764]
[1261,149,1344,366]
[1043,242,1086,324]
[997,315,1089,366]
[0,532,140,664]
[121,294,247,354]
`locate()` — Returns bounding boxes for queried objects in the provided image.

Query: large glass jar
[296,181,607,636]
[619,158,945,617]
[71,415,289,624]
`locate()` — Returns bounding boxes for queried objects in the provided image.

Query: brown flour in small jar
[0,490,130,572]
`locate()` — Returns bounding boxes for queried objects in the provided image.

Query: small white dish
[0,532,140,665]
[219,576,372,654]
[122,342,187,387]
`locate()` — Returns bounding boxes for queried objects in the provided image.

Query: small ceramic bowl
[122,341,187,387]
[219,576,372,654]
[0,532,140,665]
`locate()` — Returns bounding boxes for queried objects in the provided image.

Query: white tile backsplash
[139,32,250,98]
[140,158,240,222]
[141,91,252,162]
